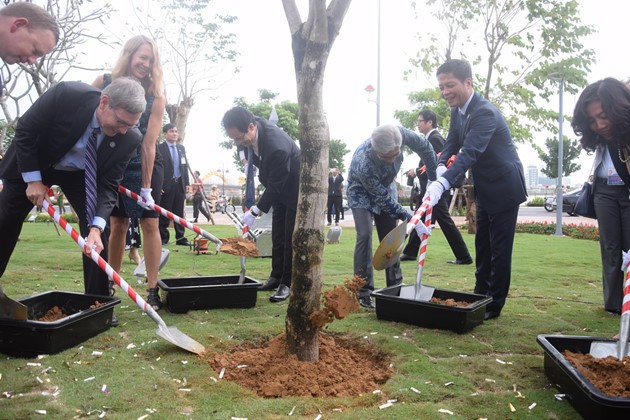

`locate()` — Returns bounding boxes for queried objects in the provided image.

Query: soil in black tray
[36,300,105,322]
[38,306,66,321]
[563,350,630,398]
[430,296,470,307]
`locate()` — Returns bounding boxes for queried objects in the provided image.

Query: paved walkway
[186,206,598,229]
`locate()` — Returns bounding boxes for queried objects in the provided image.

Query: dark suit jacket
[0,81,142,221]
[158,140,189,193]
[328,174,344,197]
[439,92,527,214]
[251,117,300,212]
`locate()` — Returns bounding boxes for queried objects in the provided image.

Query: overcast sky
[66,0,630,188]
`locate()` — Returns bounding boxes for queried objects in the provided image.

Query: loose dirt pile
[430,296,470,307]
[219,237,259,257]
[38,306,65,321]
[563,350,630,397]
[310,276,364,328]
[204,332,392,398]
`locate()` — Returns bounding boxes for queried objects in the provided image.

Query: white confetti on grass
[288,405,296,415]
[219,368,225,379]
[438,408,453,415]
[509,403,516,412]
[410,387,421,394]
[496,358,506,364]
[83,376,95,382]
[528,402,537,410]
[378,402,393,409]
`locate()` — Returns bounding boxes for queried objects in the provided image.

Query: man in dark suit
[401,109,472,265]
[0,78,146,301]
[0,2,58,66]
[158,123,190,246]
[424,59,527,320]
[222,106,300,303]
[327,167,344,226]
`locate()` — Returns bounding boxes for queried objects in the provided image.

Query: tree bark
[282,0,351,361]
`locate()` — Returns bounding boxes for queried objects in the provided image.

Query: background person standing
[327,167,344,226]
[191,170,210,223]
[158,123,190,246]
[92,35,166,312]
[401,109,472,265]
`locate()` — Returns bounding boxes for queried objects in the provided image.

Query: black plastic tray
[537,334,630,418]
[0,291,119,357]
[158,275,261,313]
[371,284,492,333]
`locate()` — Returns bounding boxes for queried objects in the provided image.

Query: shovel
[42,200,205,355]
[119,186,223,253]
[373,201,430,270]
[590,261,630,360]
[226,212,253,284]
[0,284,28,321]
[412,204,435,301]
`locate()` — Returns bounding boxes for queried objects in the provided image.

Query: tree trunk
[283,0,351,361]
[166,96,194,143]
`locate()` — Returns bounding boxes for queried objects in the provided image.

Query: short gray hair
[371,125,402,153]
[101,77,146,114]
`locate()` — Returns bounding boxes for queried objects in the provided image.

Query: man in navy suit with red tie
[423,59,527,320]
[0,78,146,300]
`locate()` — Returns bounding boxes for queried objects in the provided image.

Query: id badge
[608,169,624,185]
[180,156,186,165]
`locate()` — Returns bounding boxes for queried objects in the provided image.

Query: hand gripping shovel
[119,186,223,253]
[373,201,430,271]
[42,200,205,355]
[226,212,255,284]
[590,252,630,360]
[0,284,28,321]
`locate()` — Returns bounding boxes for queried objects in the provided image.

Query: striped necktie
[85,128,100,225]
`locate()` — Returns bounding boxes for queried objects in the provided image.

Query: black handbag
[573,181,596,218]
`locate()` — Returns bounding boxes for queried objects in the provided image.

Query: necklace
[618,145,630,163]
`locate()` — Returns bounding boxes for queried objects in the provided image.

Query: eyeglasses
[112,108,139,129]
[416,119,425,124]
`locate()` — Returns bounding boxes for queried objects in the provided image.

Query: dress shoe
[359,296,375,309]
[447,256,473,265]
[484,311,501,321]
[270,284,290,302]
[110,314,119,327]
[258,276,281,291]
[399,254,415,262]
[605,308,621,316]
[176,239,191,246]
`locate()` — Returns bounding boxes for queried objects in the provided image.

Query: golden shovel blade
[373,222,408,271]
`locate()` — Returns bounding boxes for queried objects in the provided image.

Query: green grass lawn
[0,221,615,419]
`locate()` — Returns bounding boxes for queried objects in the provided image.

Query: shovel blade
[589,341,630,359]
[373,222,407,270]
[156,324,206,355]
[399,285,435,301]
[0,294,28,321]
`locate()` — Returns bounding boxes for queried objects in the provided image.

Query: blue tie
[85,128,100,225]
